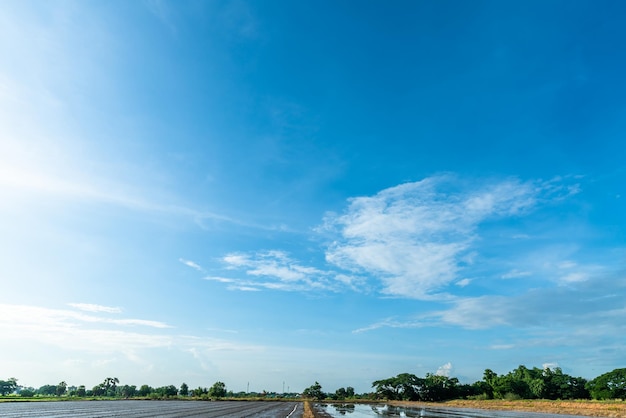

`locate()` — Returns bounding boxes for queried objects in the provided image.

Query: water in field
[318,403,587,418]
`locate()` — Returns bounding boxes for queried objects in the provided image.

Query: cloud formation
[323,175,558,299]
[68,303,122,314]
[218,250,341,292]
[179,258,205,272]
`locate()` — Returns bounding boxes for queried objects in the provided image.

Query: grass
[388,399,626,417]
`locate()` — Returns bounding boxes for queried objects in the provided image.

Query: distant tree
[586,368,626,400]
[334,387,347,400]
[92,384,106,396]
[372,373,425,401]
[422,373,459,401]
[56,381,67,396]
[138,384,153,397]
[19,388,35,397]
[119,385,136,398]
[0,378,18,396]
[154,385,178,397]
[346,386,355,398]
[302,381,325,400]
[208,381,227,398]
[102,377,119,396]
[179,383,189,396]
[76,385,86,397]
[542,367,589,400]
[192,386,207,397]
[38,384,58,396]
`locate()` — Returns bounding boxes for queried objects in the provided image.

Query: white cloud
[218,250,341,292]
[179,258,204,272]
[323,175,548,299]
[204,276,236,283]
[68,303,122,314]
[0,303,259,360]
[543,362,560,371]
[501,269,532,279]
[455,278,472,287]
[490,344,515,350]
[436,362,453,377]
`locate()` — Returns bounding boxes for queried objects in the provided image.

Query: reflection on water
[319,403,587,418]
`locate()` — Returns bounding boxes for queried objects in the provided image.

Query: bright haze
[1,1,625,394]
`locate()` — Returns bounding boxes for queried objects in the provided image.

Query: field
[388,399,626,417]
[0,400,303,418]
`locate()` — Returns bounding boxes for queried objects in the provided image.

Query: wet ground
[318,403,590,418]
[0,400,303,417]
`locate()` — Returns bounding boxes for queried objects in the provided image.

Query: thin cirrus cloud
[67,303,122,314]
[215,250,339,292]
[178,258,205,272]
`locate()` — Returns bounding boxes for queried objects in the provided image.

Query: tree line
[367,366,626,401]
[300,366,626,401]
[3,366,625,401]
[0,377,230,399]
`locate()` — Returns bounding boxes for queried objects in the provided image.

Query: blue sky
[1,0,625,394]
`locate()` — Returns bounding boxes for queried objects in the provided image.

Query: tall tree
[302,381,324,400]
[179,382,189,396]
[103,377,119,396]
[372,373,425,401]
[208,381,227,398]
[586,368,626,400]
[56,381,67,396]
[0,378,18,396]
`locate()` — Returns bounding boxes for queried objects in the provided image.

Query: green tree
[422,374,459,401]
[76,385,86,397]
[372,373,425,401]
[542,367,589,400]
[0,378,18,396]
[155,385,178,397]
[586,368,626,400]
[192,386,207,397]
[138,384,153,397]
[56,381,67,396]
[19,388,35,397]
[92,384,106,396]
[302,381,325,400]
[102,377,119,397]
[346,386,355,398]
[179,382,189,396]
[119,385,136,398]
[38,384,57,396]
[334,387,347,400]
[208,381,227,398]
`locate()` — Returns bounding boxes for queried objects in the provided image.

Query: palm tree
[102,378,119,396]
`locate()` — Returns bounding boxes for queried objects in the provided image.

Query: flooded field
[0,400,303,417]
[319,403,590,418]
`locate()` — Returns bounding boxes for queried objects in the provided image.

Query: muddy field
[0,400,303,418]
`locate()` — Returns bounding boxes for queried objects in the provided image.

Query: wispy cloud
[179,258,205,272]
[355,270,625,334]
[198,174,586,299]
[323,174,574,299]
[501,270,532,279]
[217,250,343,292]
[68,303,122,314]
[0,304,256,357]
